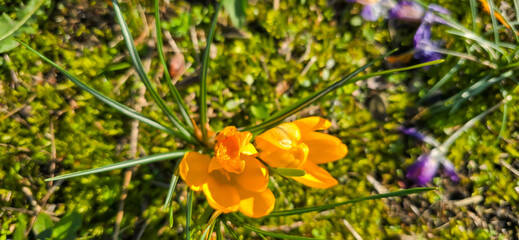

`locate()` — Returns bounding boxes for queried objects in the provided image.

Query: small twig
[3,53,21,88]
[453,195,484,207]
[342,219,363,240]
[0,95,36,122]
[1,207,59,221]
[135,218,151,240]
[112,83,146,240]
[48,118,57,187]
[189,26,201,65]
[114,68,136,94]
[21,187,41,212]
[163,30,181,53]
[500,159,519,177]
[366,175,388,194]
[23,180,63,237]
[134,3,151,46]
[297,36,313,63]
[300,56,317,77]
[259,56,270,80]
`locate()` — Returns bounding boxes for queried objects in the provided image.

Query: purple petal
[413,19,443,63]
[406,153,440,186]
[361,5,381,21]
[414,48,443,63]
[389,1,424,22]
[428,4,450,15]
[399,127,426,142]
[440,159,459,182]
[414,20,432,48]
[354,0,381,4]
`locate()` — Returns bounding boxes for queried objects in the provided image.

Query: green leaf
[186,189,194,240]
[45,151,187,181]
[418,59,465,105]
[163,159,182,211]
[0,0,45,42]
[222,220,240,239]
[222,0,247,28]
[250,104,269,119]
[486,0,500,47]
[244,52,445,134]
[13,214,27,240]
[0,38,19,53]
[469,0,477,31]
[169,200,175,228]
[154,0,193,129]
[266,187,436,217]
[16,40,184,140]
[275,168,306,177]
[52,212,82,240]
[33,213,54,240]
[200,211,220,240]
[112,0,196,144]
[215,220,223,240]
[200,3,222,142]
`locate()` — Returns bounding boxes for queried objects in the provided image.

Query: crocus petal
[255,122,301,150]
[237,188,275,218]
[389,1,424,22]
[231,156,269,192]
[399,126,441,147]
[292,161,338,188]
[259,143,309,168]
[301,132,348,164]
[179,152,211,191]
[293,117,331,133]
[440,158,459,182]
[361,5,380,21]
[406,153,439,186]
[355,0,380,4]
[428,4,450,15]
[203,171,241,213]
[241,143,258,156]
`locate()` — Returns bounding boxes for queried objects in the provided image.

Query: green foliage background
[1,0,518,239]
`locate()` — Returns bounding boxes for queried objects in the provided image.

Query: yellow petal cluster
[179,126,274,218]
[255,117,348,188]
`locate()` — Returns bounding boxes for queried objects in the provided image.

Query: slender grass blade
[186,189,194,240]
[229,219,320,240]
[0,0,45,42]
[163,159,182,211]
[266,187,435,217]
[244,57,443,134]
[154,0,193,129]
[244,50,397,133]
[112,0,196,144]
[17,40,183,138]
[200,3,222,141]
[46,151,187,181]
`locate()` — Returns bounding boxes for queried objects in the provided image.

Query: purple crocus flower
[350,0,396,21]
[399,127,440,147]
[413,5,450,63]
[406,152,440,186]
[406,149,458,186]
[389,1,424,22]
[400,127,459,186]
